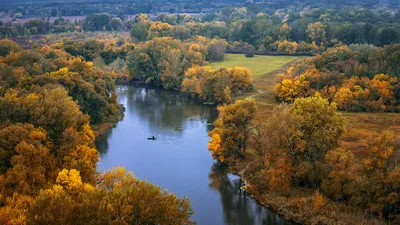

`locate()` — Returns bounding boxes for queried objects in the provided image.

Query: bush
[245,52,255,58]
[208,39,227,61]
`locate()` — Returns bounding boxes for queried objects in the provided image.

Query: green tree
[306,22,327,45]
[380,27,400,46]
[83,14,112,31]
[130,22,150,42]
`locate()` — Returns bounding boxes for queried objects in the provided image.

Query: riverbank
[92,121,119,138]
[92,106,125,138]
[225,154,384,225]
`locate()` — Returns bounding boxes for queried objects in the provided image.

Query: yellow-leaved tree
[20,168,196,225]
[208,99,256,162]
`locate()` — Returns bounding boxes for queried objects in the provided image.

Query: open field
[208,54,301,79]
[212,54,304,106]
[340,112,400,159]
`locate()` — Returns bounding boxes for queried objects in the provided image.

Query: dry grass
[251,57,305,105]
[340,112,400,159]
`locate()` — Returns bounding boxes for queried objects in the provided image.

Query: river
[95,85,294,225]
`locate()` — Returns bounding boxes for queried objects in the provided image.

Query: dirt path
[248,89,265,99]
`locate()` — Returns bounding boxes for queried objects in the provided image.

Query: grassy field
[208,54,301,79]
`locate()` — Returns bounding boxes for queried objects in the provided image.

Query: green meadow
[208,53,301,79]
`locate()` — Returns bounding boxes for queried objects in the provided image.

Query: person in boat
[148,136,156,140]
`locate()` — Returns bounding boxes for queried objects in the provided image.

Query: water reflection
[209,163,294,225]
[122,85,216,136]
[96,85,217,154]
[95,85,294,225]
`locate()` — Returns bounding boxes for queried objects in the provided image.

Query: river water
[95,85,294,225]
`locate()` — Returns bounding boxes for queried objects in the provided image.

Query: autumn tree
[127,37,206,89]
[59,124,99,183]
[275,75,309,102]
[228,66,253,94]
[30,88,89,140]
[252,105,294,192]
[371,74,397,105]
[277,40,298,54]
[159,47,188,90]
[306,22,327,45]
[257,97,344,188]
[279,23,292,41]
[209,99,256,162]
[0,124,58,199]
[5,140,57,197]
[181,65,212,97]
[334,87,353,111]
[290,97,344,162]
[26,168,195,225]
[181,66,252,103]
[133,13,150,23]
[148,22,173,38]
[64,39,105,61]
[321,148,356,201]
[0,194,34,225]
[351,131,400,221]
[0,42,123,126]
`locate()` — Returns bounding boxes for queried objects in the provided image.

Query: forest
[0,0,400,224]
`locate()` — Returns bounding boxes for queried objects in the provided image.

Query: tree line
[0,40,195,224]
[2,4,400,56]
[275,43,400,112]
[1,0,398,19]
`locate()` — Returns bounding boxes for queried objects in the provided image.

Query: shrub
[245,52,255,58]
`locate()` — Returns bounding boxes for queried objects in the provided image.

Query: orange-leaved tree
[208,99,256,162]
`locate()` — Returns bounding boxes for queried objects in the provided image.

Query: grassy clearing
[210,53,303,106]
[208,54,300,79]
[340,112,400,159]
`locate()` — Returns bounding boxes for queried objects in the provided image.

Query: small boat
[147,136,156,140]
